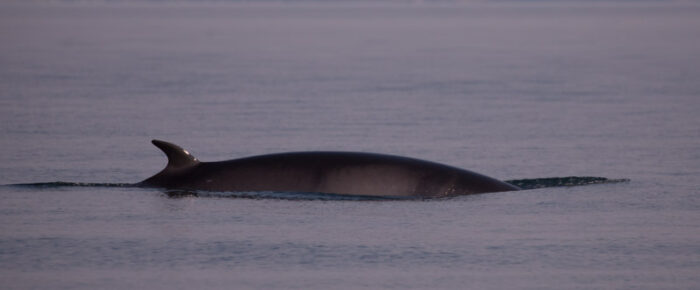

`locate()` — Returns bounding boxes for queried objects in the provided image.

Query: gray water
[1,1,700,289]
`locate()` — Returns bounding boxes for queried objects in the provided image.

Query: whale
[138,140,521,198]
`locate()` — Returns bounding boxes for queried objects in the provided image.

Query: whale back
[139,140,520,197]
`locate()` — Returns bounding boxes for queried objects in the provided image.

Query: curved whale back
[139,140,520,197]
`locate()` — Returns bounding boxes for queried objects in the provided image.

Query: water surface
[1,1,699,289]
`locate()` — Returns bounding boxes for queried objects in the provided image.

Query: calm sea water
[1,1,699,289]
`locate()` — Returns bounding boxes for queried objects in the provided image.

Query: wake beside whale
[139,140,520,198]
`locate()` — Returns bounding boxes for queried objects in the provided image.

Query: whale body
[138,140,520,198]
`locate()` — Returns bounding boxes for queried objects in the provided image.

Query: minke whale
[138,140,521,198]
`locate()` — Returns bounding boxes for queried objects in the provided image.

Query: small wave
[164,189,415,201]
[8,182,134,188]
[6,176,628,199]
[504,176,629,190]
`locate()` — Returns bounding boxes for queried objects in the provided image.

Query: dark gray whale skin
[138,140,520,198]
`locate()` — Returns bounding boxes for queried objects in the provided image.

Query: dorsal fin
[151,139,199,169]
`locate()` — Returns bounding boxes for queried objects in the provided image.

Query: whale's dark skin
[138,140,520,198]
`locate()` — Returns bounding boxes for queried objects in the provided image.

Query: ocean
[1,1,699,289]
